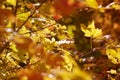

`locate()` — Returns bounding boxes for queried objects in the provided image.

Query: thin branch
[115,73,120,80]
[23,23,57,34]
[80,46,106,58]
[80,45,120,58]
[12,0,18,31]
[16,3,43,32]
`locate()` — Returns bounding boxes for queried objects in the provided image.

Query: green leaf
[7,0,16,6]
[85,0,98,9]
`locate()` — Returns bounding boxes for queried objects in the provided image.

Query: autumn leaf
[107,69,117,74]
[17,68,43,80]
[57,49,92,80]
[106,48,120,64]
[61,49,77,71]
[81,21,102,39]
[6,0,16,6]
[43,52,64,67]
[17,12,30,21]
[0,9,14,26]
[13,35,36,54]
[53,0,78,16]
[67,25,76,37]
[85,0,98,9]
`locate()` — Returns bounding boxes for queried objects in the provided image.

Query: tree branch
[16,3,43,32]
[12,0,18,31]
[80,46,106,58]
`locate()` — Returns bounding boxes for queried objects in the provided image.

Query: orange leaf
[0,9,15,26]
[13,35,36,53]
[17,68,43,80]
[44,52,64,67]
[53,0,77,16]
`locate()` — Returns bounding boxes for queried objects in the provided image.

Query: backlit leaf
[17,12,30,21]
[10,42,18,52]
[107,69,117,74]
[7,0,16,6]
[81,21,102,39]
[67,25,76,37]
[62,49,77,71]
[6,53,18,66]
[106,48,120,64]
[85,0,98,9]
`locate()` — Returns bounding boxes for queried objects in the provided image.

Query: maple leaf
[81,21,102,39]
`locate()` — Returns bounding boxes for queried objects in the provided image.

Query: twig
[16,3,43,32]
[115,73,120,80]
[12,0,18,31]
[80,45,120,58]
[23,23,56,34]
[81,46,106,58]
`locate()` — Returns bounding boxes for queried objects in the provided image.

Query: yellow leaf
[88,21,95,29]
[107,69,117,74]
[63,55,73,71]
[67,25,76,37]
[106,48,120,64]
[61,49,77,71]
[112,4,120,10]
[7,0,16,6]
[6,53,18,66]
[81,24,92,37]
[92,28,102,38]
[17,12,30,21]
[85,0,98,9]
[81,21,102,39]
[19,26,30,37]
[10,42,18,52]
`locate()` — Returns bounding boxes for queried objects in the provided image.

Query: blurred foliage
[0,0,120,80]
